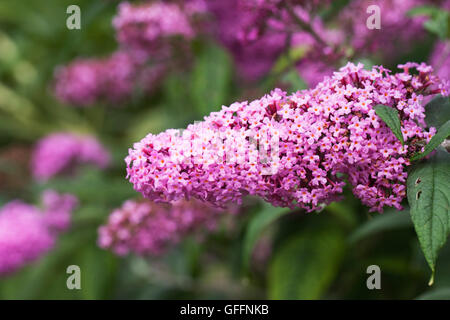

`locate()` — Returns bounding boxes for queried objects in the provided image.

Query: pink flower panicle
[32,132,110,181]
[0,191,77,275]
[126,62,448,213]
[98,198,224,256]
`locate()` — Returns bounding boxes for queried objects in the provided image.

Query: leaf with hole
[407,150,450,285]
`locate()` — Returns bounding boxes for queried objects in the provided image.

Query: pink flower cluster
[208,0,446,84]
[54,0,449,102]
[126,62,448,212]
[113,2,195,54]
[31,132,110,181]
[291,6,344,87]
[98,198,224,256]
[0,191,77,275]
[339,0,427,58]
[206,0,285,81]
[429,41,450,82]
[54,1,199,107]
[206,0,345,83]
[54,51,166,106]
[206,0,334,81]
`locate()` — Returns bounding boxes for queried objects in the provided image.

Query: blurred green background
[0,0,449,300]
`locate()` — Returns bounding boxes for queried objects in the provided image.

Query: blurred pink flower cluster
[208,0,447,85]
[54,1,201,107]
[113,2,194,53]
[54,51,144,106]
[31,132,110,181]
[98,198,224,256]
[126,62,448,212]
[338,0,427,58]
[0,191,77,275]
[54,0,449,105]
[429,41,450,82]
[205,0,284,81]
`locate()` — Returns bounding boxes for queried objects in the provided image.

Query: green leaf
[32,168,136,207]
[355,58,375,70]
[320,0,351,20]
[272,45,308,74]
[163,72,196,126]
[281,69,308,93]
[374,104,404,145]
[268,226,345,299]
[78,245,118,299]
[407,150,450,285]
[424,96,450,129]
[408,5,441,17]
[416,287,450,300]
[242,203,290,270]
[411,120,450,161]
[127,107,172,143]
[408,6,450,39]
[423,11,449,39]
[326,202,358,228]
[191,42,233,115]
[348,208,412,244]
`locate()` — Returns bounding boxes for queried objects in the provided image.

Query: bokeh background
[0,0,449,299]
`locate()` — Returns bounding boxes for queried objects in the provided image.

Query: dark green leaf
[348,208,412,244]
[32,168,136,207]
[374,104,404,145]
[268,226,345,299]
[272,45,308,74]
[411,120,450,161]
[407,150,450,284]
[163,72,194,125]
[424,96,450,129]
[78,245,118,299]
[423,11,449,39]
[242,203,290,270]
[191,43,232,115]
[281,69,308,93]
[416,287,450,300]
[408,6,449,39]
[408,6,441,17]
[326,202,358,228]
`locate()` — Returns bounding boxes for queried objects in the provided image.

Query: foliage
[374,105,405,145]
[0,0,449,300]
